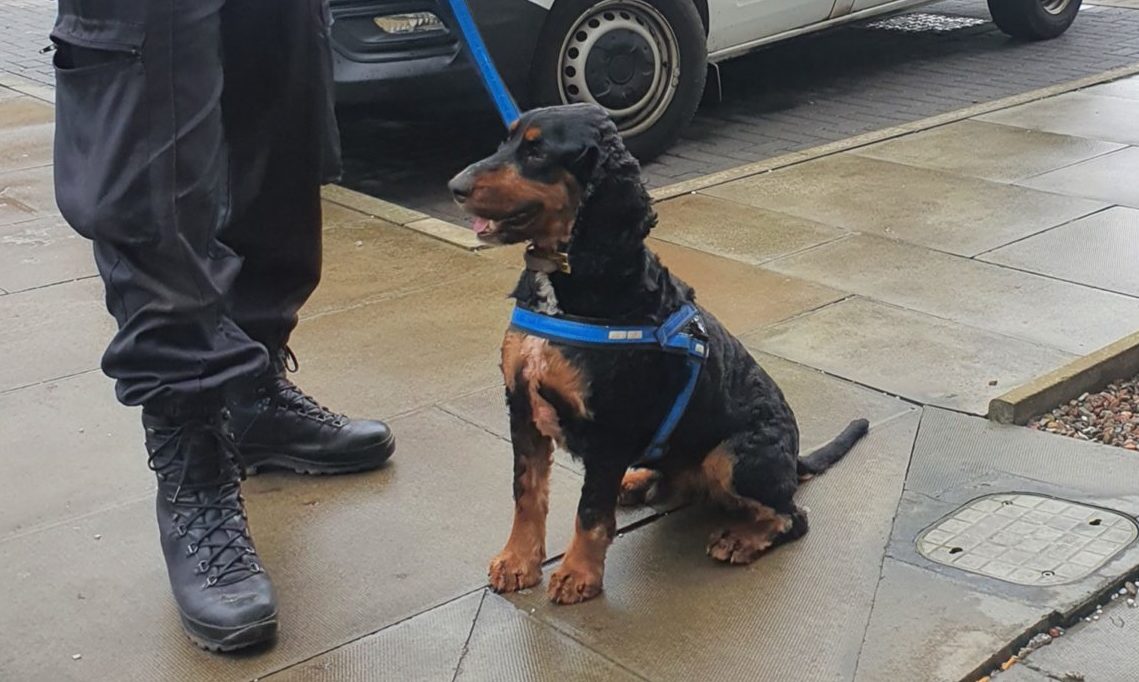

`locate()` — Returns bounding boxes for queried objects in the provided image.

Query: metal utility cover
[863,13,987,32]
[917,493,1138,586]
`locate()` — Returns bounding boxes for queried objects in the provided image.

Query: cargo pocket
[51,18,155,244]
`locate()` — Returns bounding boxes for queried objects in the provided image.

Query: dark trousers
[51,0,341,407]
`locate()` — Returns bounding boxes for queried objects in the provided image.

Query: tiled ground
[3,62,1139,682]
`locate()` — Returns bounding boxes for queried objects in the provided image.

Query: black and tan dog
[449,104,868,605]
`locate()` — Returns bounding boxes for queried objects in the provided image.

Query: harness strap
[509,304,707,461]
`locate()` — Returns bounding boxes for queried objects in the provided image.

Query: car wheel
[530,0,707,161]
[987,0,1082,40]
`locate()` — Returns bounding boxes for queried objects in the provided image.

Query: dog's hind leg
[549,458,625,604]
[488,403,554,594]
[618,467,663,507]
[700,443,807,565]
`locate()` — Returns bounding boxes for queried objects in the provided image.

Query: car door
[706,0,838,54]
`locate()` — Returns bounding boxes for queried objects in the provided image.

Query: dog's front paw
[488,551,543,593]
[547,564,603,605]
[707,528,772,565]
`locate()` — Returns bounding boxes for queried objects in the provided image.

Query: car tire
[529,0,707,161]
[987,0,1082,40]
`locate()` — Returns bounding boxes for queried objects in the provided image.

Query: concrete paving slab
[319,200,388,232]
[0,371,147,539]
[265,591,642,682]
[752,351,918,448]
[1018,146,1139,209]
[649,240,846,336]
[0,95,54,129]
[0,407,589,682]
[0,164,57,227]
[0,215,96,292]
[981,207,1139,298]
[0,276,114,392]
[1082,74,1139,100]
[745,297,1075,415]
[890,410,1139,617]
[289,266,518,420]
[702,155,1106,256]
[262,592,481,682]
[854,559,1046,682]
[863,409,1139,682]
[506,410,919,682]
[996,663,1055,681]
[854,119,1126,183]
[906,407,1139,511]
[977,92,1139,146]
[765,233,1139,354]
[455,594,642,682]
[650,193,848,265]
[474,242,527,271]
[0,121,53,173]
[1004,599,1139,682]
[304,218,513,318]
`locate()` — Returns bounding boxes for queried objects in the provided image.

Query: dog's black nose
[448,173,473,203]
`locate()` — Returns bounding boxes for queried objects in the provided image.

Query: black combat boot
[226,348,395,475]
[145,402,278,652]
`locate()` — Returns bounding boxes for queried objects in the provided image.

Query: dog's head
[449,104,648,253]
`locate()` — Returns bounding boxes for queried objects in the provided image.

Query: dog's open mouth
[470,205,540,240]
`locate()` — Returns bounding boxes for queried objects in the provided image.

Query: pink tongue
[472,218,491,235]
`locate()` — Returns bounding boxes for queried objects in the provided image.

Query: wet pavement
[3,60,1139,682]
[333,0,1139,224]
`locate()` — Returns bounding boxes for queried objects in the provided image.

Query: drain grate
[863,13,988,32]
[918,494,1137,586]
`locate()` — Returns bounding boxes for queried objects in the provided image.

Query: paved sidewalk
[2,73,1139,681]
[1002,589,1139,680]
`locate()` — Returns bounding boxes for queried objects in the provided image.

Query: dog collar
[509,303,708,461]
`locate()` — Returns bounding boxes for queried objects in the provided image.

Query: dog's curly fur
[450,104,869,605]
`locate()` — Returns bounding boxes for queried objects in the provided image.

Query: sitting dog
[448,104,868,605]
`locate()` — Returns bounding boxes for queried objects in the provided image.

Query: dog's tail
[797,418,869,480]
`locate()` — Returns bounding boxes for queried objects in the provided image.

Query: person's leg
[53,0,270,406]
[216,0,332,355]
[218,0,395,472]
[52,0,276,651]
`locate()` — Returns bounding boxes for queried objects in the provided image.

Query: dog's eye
[523,143,546,163]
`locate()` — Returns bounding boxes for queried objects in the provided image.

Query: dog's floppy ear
[563,104,614,188]
[568,143,601,186]
[564,106,655,275]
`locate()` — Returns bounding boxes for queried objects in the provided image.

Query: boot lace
[147,420,262,587]
[266,346,347,427]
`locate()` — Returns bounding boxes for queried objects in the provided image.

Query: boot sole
[181,612,278,653]
[244,434,395,476]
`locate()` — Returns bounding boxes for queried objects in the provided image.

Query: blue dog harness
[510,303,709,461]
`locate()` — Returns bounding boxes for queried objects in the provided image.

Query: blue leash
[444,0,521,127]
[510,304,709,462]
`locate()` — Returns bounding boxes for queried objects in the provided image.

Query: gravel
[1028,375,1139,451]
